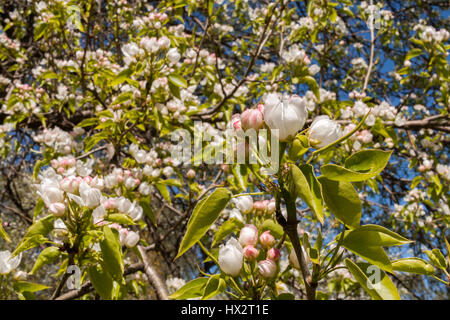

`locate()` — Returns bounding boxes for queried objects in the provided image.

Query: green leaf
[33,159,49,180]
[345,149,392,173]
[168,74,187,88]
[340,225,412,272]
[299,164,324,221]
[105,214,135,226]
[100,226,124,283]
[168,81,181,99]
[425,249,448,270]
[405,48,423,60]
[30,247,61,274]
[322,150,392,182]
[25,215,54,238]
[212,218,244,247]
[155,183,171,204]
[287,164,324,223]
[344,259,400,300]
[139,197,156,226]
[202,275,226,300]
[318,176,361,229]
[321,164,375,182]
[169,277,209,300]
[392,258,435,275]
[111,68,133,86]
[88,265,114,300]
[276,293,295,300]
[13,281,50,293]
[302,76,320,100]
[176,188,231,259]
[207,0,214,16]
[11,234,49,258]
[0,219,11,242]
[343,225,412,247]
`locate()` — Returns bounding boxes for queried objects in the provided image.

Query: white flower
[128,203,144,221]
[79,181,101,208]
[308,64,320,75]
[309,115,342,148]
[229,208,244,223]
[92,204,106,223]
[134,150,148,163]
[162,166,174,177]
[124,231,140,248]
[118,197,133,213]
[233,195,253,214]
[49,202,66,217]
[0,251,21,275]
[138,182,152,195]
[218,238,243,276]
[264,93,307,141]
[167,48,181,64]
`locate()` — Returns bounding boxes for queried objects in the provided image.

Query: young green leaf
[30,247,61,275]
[176,188,231,259]
[318,176,361,229]
[212,218,244,247]
[391,258,435,275]
[344,259,400,300]
[100,226,124,283]
[88,265,114,300]
[169,277,209,300]
[202,275,226,300]
[287,164,324,224]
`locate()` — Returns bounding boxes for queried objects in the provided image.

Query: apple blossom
[240,108,264,131]
[233,195,253,214]
[264,93,307,141]
[218,238,243,276]
[0,251,21,275]
[79,181,102,208]
[238,224,258,246]
[308,116,342,148]
[259,230,276,248]
[258,259,277,278]
[243,245,259,260]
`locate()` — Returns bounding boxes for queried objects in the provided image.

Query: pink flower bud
[258,259,277,278]
[253,200,267,212]
[243,245,259,260]
[267,248,281,261]
[238,224,258,246]
[240,108,264,131]
[259,230,276,248]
